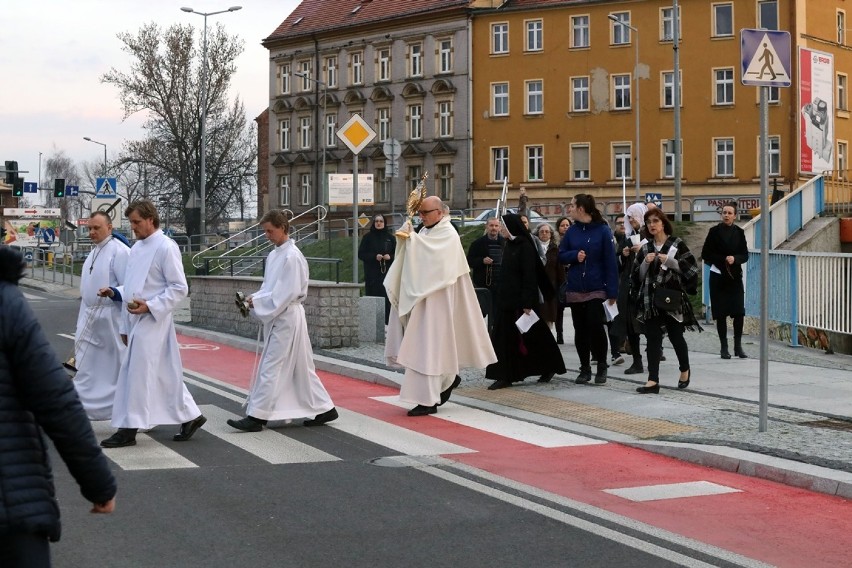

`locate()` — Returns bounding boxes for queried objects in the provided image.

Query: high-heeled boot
[734,336,748,358]
[720,337,731,359]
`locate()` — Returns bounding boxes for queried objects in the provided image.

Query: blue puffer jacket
[0,250,116,541]
[557,221,619,299]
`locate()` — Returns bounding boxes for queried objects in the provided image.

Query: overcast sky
[0,0,299,200]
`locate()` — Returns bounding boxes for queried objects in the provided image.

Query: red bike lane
[178,333,851,568]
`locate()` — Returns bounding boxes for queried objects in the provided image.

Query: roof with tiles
[263,0,471,44]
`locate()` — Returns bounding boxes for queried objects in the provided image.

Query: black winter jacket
[0,253,116,541]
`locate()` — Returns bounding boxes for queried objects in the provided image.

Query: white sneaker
[611,355,625,366]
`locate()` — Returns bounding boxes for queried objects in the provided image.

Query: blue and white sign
[66,185,79,197]
[741,29,791,87]
[23,182,38,194]
[95,177,117,198]
[645,193,663,207]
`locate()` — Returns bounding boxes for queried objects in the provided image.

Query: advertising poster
[3,219,61,247]
[799,47,834,174]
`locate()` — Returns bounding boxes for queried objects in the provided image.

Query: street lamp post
[294,71,329,208]
[181,5,242,237]
[83,137,108,175]
[609,15,641,201]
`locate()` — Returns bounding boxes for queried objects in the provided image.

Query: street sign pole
[759,86,769,432]
[353,153,359,285]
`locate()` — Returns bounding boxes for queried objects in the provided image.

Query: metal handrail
[305,257,342,283]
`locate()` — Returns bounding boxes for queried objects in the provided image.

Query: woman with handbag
[701,201,749,359]
[631,208,701,394]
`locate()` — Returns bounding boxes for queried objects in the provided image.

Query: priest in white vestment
[227,209,337,432]
[98,200,206,448]
[73,211,129,420]
[384,196,497,416]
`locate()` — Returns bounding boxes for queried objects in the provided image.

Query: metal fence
[821,170,852,216]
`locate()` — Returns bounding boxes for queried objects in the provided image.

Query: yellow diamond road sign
[337,114,376,155]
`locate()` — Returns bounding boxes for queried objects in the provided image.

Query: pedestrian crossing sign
[741,29,791,87]
[95,177,118,198]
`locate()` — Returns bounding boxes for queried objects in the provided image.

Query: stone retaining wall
[189,276,360,348]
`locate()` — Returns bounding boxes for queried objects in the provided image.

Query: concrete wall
[190,276,360,348]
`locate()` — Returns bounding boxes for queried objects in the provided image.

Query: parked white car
[463,208,546,226]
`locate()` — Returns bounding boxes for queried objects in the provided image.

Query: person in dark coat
[611,203,650,374]
[701,201,749,359]
[0,246,117,567]
[553,216,571,343]
[485,214,565,390]
[467,216,504,328]
[532,222,564,328]
[358,214,395,324]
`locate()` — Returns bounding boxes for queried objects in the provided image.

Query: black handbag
[653,286,681,312]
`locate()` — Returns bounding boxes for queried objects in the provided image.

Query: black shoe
[556,333,564,344]
[594,369,607,384]
[439,376,462,405]
[659,354,667,362]
[575,367,592,384]
[537,372,556,383]
[735,347,748,359]
[304,407,339,427]
[678,369,691,389]
[101,428,138,448]
[407,404,437,416]
[624,363,644,375]
[173,414,207,441]
[488,379,512,390]
[720,348,731,359]
[636,382,660,394]
[228,416,265,432]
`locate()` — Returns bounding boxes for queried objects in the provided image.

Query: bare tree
[102,22,257,236]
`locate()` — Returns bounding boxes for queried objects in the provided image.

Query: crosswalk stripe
[92,421,197,471]
[603,481,742,502]
[199,405,340,465]
[330,408,474,456]
[23,292,44,300]
[372,396,606,448]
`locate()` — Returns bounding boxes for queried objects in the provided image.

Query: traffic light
[54,178,66,198]
[4,160,17,184]
[13,177,24,197]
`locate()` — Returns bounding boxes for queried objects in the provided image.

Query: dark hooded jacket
[0,247,116,541]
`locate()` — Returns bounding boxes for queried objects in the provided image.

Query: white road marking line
[23,292,44,300]
[57,333,75,341]
[91,421,196,471]
[199,404,340,464]
[372,395,606,448]
[603,481,742,502]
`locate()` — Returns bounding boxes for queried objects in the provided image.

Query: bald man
[384,196,496,416]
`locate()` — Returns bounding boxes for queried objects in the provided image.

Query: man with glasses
[384,196,496,416]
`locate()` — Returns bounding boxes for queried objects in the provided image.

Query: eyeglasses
[418,208,439,216]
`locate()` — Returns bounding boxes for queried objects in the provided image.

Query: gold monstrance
[395,172,428,239]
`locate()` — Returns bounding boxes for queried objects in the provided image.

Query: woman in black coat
[0,247,116,566]
[485,214,565,390]
[701,201,749,359]
[358,214,395,323]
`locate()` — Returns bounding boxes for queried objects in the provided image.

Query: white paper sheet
[603,301,619,322]
[515,311,540,334]
[710,264,722,274]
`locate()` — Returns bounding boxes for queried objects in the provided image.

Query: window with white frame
[407,165,422,190]
[438,163,453,200]
[325,113,336,147]
[838,11,847,45]
[768,135,781,176]
[838,74,848,111]
[662,140,682,179]
[438,101,453,138]
[438,38,453,73]
[325,56,337,88]
[378,48,391,82]
[661,6,680,42]
[714,138,734,177]
[661,71,682,108]
[714,68,734,105]
[378,107,391,141]
[300,116,311,149]
[280,63,291,95]
[767,86,780,103]
[279,174,290,205]
[375,168,389,202]
[838,141,848,175]
[299,61,312,91]
[351,51,363,85]
[492,83,509,116]
[613,143,632,179]
[279,119,290,151]
[300,173,311,205]
[758,0,778,30]
[610,12,631,45]
[526,146,544,181]
[409,43,423,77]
[572,76,590,112]
[408,104,422,140]
[526,19,543,52]
[526,80,543,114]
[712,3,733,37]
[571,144,590,180]
[492,23,509,54]
[492,147,509,182]
[613,74,631,110]
[571,15,590,48]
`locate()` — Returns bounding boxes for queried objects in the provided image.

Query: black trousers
[645,314,690,383]
[569,299,608,369]
[0,532,51,568]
